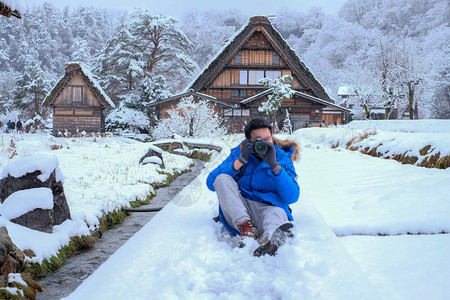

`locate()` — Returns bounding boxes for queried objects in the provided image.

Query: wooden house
[0,1,22,18]
[337,84,398,120]
[42,62,115,135]
[150,16,350,132]
[149,89,235,123]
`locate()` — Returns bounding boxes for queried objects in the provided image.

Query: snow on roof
[0,188,54,221]
[1,154,60,182]
[183,20,250,93]
[70,62,116,108]
[1,0,26,14]
[337,85,357,96]
[269,22,332,100]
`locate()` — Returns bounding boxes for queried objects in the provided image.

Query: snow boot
[237,220,261,248]
[253,222,294,257]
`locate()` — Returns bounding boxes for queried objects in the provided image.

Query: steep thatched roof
[42,62,115,109]
[187,16,332,102]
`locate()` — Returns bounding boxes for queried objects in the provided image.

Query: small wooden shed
[42,62,115,136]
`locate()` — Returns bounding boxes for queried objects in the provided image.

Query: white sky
[27,0,348,19]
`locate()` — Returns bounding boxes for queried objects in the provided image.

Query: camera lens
[253,138,268,155]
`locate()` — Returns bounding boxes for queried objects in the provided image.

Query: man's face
[250,128,273,144]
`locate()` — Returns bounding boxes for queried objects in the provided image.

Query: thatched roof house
[151,16,349,131]
[42,62,115,136]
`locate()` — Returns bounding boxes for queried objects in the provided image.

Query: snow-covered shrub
[106,101,150,133]
[152,96,226,139]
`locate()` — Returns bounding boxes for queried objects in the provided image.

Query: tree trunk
[34,86,40,116]
[414,101,419,119]
[408,81,415,120]
[189,117,194,137]
[386,107,394,119]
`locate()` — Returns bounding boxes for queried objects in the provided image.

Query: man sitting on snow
[206,118,300,256]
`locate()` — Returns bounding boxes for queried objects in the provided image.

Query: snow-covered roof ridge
[68,62,115,108]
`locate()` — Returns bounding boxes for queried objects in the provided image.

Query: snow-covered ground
[63,120,449,300]
[0,133,193,263]
[1,120,449,299]
[293,120,450,166]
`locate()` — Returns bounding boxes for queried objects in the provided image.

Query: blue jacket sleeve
[206,147,241,191]
[273,159,299,205]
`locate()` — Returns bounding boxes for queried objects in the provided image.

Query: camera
[253,137,268,155]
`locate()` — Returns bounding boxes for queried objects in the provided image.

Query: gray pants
[213,174,288,239]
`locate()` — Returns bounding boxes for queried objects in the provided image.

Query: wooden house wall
[54,73,101,107]
[229,50,288,67]
[52,72,105,135]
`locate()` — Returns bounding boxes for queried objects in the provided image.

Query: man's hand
[238,139,253,165]
[261,142,281,174]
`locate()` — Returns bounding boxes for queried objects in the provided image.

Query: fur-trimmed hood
[273,137,301,162]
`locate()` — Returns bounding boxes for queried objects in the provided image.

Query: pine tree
[13,57,53,118]
[258,75,295,128]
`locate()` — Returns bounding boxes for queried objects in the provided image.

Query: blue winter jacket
[206,143,300,235]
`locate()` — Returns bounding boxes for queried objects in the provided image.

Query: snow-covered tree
[181,10,247,68]
[258,75,295,128]
[341,61,384,119]
[152,96,226,139]
[93,23,143,101]
[140,75,172,126]
[281,109,293,134]
[105,99,150,133]
[13,57,53,118]
[129,11,196,91]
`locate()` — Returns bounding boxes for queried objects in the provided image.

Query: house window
[72,86,83,103]
[232,90,239,97]
[265,70,282,80]
[242,109,250,116]
[224,109,233,116]
[239,70,248,85]
[239,90,247,97]
[248,70,264,85]
[235,55,242,64]
[273,55,280,65]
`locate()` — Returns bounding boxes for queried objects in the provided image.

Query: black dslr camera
[253,137,268,155]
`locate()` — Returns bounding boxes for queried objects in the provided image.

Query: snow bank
[0,154,60,182]
[345,119,450,133]
[292,120,450,164]
[0,188,53,220]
